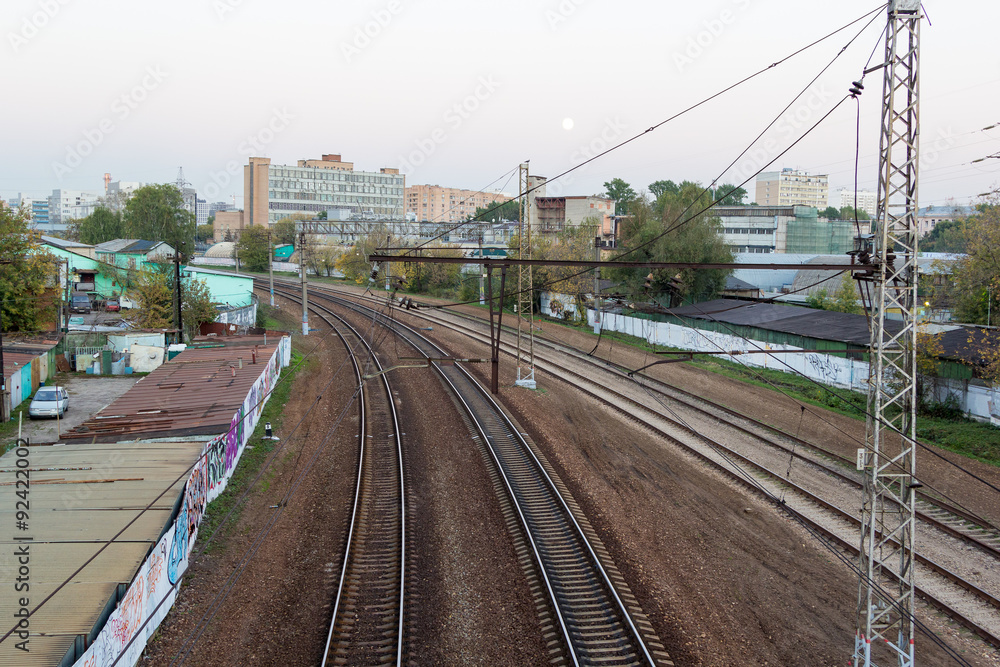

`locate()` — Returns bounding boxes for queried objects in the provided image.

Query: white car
[28,386,69,419]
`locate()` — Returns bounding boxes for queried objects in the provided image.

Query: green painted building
[181,266,255,308]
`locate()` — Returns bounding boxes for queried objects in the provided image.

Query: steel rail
[269,282,661,665]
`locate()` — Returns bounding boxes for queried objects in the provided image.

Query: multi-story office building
[837,188,877,218]
[405,184,511,223]
[715,205,854,254]
[244,154,405,226]
[755,169,829,209]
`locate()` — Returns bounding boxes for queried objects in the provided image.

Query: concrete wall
[539,291,1000,425]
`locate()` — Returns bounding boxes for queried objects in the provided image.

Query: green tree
[839,205,870,221]
[610,185,733,306]
[920,218,968,253]
[603,178,637,215]
[131,267,217,340]
[821,206,841,220]
[1,206,60,331]
[196,222,214,243]
[235,226,271,272]
[951,200,1000,324]
[71,207,126,245]
[271,218,299,245]
[710,183,747,206]
[648,180,679,201]
[471,199,519,222]
[131,267,174,330]
[336,225,401,285]
[124,184,195,252]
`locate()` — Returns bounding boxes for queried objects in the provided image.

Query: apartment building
[405,184,511,223]
[916,204,977,237]
[755,169,829,209]
[245,154,404,226]
[837,187,877,218]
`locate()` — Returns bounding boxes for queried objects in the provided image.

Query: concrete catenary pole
[300,232,309,336]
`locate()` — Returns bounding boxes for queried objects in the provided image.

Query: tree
[471,199,519,222]
[920,218,968,253]
[710,183,747,206]
[271,218,298,245]
[807,274,862,314]
[951,200,999,324]
[71,207,126,245]
[839,205,870,221]
[610,185,733,306]
[821,206,841,220]
[603,178,637,215]
[124,184,195,253]
[1,206,60,332]
[131,267,174,330]
[196,222,214,243]
[130,267,217,339]
[235,226,271,273]
[648,180,679,201]
[336,225,401,285]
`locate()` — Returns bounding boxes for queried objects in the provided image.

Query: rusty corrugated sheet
[0,440,204,666]
[62,335,283,442]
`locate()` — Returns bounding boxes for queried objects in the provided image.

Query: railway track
[297,297,407,666]
[265,279,1000,652]
[265,281,671,666]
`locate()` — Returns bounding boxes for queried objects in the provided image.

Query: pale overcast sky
[2,0,998,209]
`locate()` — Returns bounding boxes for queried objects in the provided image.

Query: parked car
[105,298,120,312]
[70,294,92,313]
[28,386,69,419]
[119,295,136,310]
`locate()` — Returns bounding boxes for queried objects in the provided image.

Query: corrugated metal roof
[666,299,888,347]
[61,335,281,442]
[2,337,60,379]
[0,440,204,666]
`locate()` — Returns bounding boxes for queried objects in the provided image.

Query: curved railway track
[262,278,1000,651]
[265,281,671,666]
[298,298,407,666]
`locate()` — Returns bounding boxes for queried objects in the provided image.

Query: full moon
[562,118,574,131]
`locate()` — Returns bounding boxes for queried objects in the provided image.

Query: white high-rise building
[838,188,877,218]
[48,189,100,226]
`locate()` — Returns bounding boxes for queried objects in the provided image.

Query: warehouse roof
[61,335,283,442]
[0,440,203,666]
[666,299,894,347]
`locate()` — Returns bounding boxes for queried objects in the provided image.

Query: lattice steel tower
[854,1,921,665]
[515,161,536,389]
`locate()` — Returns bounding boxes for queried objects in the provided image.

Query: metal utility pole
[854,2,921,665]
[515,162,536,389]
[593,236,602,334]
[174,243,185,343]
[300,231,309,336]
[479,222,485,306]
[268,231,275,307]
[0,303,6,424]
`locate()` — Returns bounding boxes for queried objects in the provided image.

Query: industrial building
[714,205,854,254]
[406,184,511,223]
